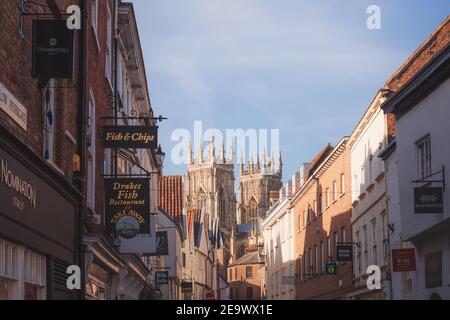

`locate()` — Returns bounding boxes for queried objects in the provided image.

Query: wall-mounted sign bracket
[18,0,70,45]
[411,166,445,192]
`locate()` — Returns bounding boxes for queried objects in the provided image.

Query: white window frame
[416,135,432,179]
[91,0,100,51]
[105,2,113,89]
[87,93,96,211]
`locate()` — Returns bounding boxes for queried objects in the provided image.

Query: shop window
[0,240,46,300]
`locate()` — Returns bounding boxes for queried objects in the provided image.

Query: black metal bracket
[100,108,167,123]
[337,241,360,248]
[411,166,445,192]
[18,0,71,45]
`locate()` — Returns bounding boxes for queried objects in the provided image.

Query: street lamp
[155,145,166,168]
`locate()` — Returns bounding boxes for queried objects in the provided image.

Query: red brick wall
[386,16,450,91]
[0,1,82,184]
[86,0,116,217]
[293,142,352,300]
[228,263,264,300]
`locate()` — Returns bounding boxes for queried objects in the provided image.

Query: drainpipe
[76,0,88,300]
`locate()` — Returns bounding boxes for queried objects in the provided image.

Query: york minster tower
[185,139,237,241]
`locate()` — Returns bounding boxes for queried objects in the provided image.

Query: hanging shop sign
[102,126,158,149]
[336,244,353,262]
[325,263,337,275]
[0,82,27,131]
[155,271,169,285]
[147,231,169,256]
[104,178,151,237]
[181,282,193,293]
[32,20,74,79]
[119,215,157,254]
[414,187,443,213]
[392,249,416,272]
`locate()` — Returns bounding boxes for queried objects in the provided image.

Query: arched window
[219,189,226,223]
[249,197,258,222]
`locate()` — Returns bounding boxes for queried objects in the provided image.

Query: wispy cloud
[134,0,449,175]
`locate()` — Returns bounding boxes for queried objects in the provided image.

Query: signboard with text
[181,282,193,293]
[32,20,74,79]
[336,244,353,262]
[414,187,443,213]
[155,271,169,285]
[104,178,151,237]
[102,126,158,149]
[147,231,169,256]
[392,249,416,272]
[0,82,27,131]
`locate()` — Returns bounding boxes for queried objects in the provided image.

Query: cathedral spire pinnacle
[197,140,203,163]
[208,137,215,162]
[228,140,234,165]
[188,138,193,164]
[261,145,267,174]
[278,150,283,177]
[256,153,260,170]
[219,141,225,163]
[239,150,244,174]
[270,152,275,174]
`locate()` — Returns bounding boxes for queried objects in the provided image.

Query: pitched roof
[307,143,333,177]
[237,222,258,235]
[159,176,184,221]
[385,15,450,91]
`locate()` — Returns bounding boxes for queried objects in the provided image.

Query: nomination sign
[32,20,74,79]
[104,178,151,238]
[102,126,158,149]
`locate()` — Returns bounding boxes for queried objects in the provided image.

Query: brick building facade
[0,0,83,300]
[228,251,265,300]
[293,138,353,300]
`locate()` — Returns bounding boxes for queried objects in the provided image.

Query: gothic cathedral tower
[185,138,237,242]
[238,150,282,224]
[230,150,282,262]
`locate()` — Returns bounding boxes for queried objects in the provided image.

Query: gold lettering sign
[102,126,158,149]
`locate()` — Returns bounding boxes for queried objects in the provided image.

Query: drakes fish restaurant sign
[102,126,158,149]
[104,178,151,238]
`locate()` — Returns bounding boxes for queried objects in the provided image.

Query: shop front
[0,127,81,300]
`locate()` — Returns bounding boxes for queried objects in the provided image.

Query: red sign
[206,292,216,300]
[392,249,416,272]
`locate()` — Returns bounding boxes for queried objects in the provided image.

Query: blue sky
[133,0,449,179]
